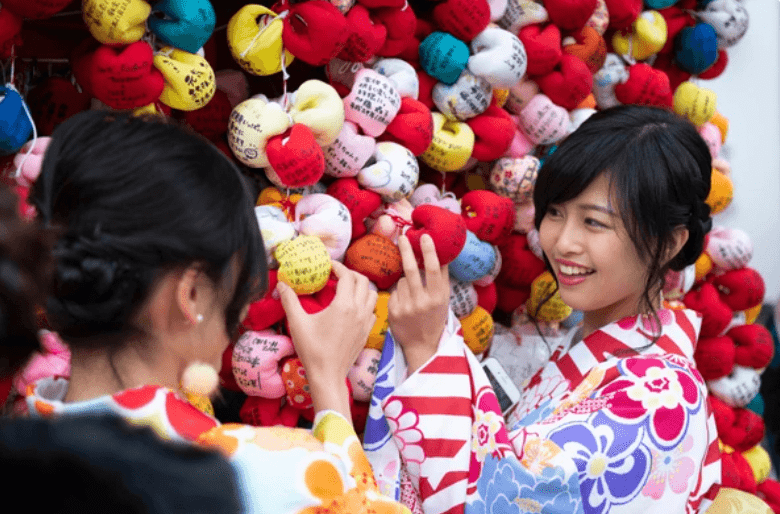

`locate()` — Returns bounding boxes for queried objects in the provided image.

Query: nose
[553,217,584,256]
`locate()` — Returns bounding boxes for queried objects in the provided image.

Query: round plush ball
[275,235,332,295]
[419,32,470,85]
[367,292,391,350]
[526,271,573,321]
[450,280,479,318]
[459,305,494,354]
[281,357,312,409]
[706,169,733,215]
[673,81,717,127]
[449,231,497,283]
[345,234,403,290]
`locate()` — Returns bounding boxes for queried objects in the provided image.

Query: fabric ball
[449,231,498,282]
[592,53,629,109]
[281,358,313,410]
[266,124,326,188]
[227,4,294,75]
[534,54,593,111]
[324,121,376,179]
[526,271,573,322]
[473,247,502,287]
[711,395,765,453]
[326,178,384,239]
[743,444,772,485]
[459,305,494,354]
[377,97,434,156]
[728,324,774,371]
[373,58,419,99]
[711,268,765,312]
[275,236,332,295]
[563,26,607,74]
[406,204,469,267]
[710,111,729,142]
[706,226,753,272]
[467,105,515,162]
[720,450,758,494]
[519,94,570,145]
[490,156,540,203]
[409,183,462,214]
[698,122,722,159]
[345,233,403,290]
[468,27,527,89]
[433,70,493,122]
[83,0,150,45]
[694,335,735,381]
[147,0,215,54]
[419,32,470,86]
[705,168,733,215]
[496,0,549,34]
[586,0,610,35]
[367,292,391,351]
[340,5,386,62]
[420,113,475,172]
[348,348,382,402]
[372,2,417,57]
[295,194,353,261]
[228,98,290,168]
[708,365,761,408]
[289,80,345,147]
[683,282,733,338]
[240,396,299,427]
[603,0,642,30]
[498,233,548,288]
[697,0,749,49]
[358,141,420,202]
[283,0,350,66]
[460,190,515,245]
[433,0,491,42]
[344,69,402,138]
[181,89,231,140]
[674,23,719,75]
[545,0,598,31]
[518,23,562,77]
[243,272,286,332]
[504,78,540,114]
[232,330,295,398]
[613,63,673,108]
[756,479,780,513]
[611,11,667,61]
[474,282,498,313]
[26,77,90,137]
[0,86,34,155]
[3,0,71,19]
[673,81,717,127]
[698,49,729,79]
[450,280,479,318]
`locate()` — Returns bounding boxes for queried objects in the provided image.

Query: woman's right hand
[277,261,377,419]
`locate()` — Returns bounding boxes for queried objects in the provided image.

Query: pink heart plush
[294,194,353,261]
[367,199,414,242]
[706,226,753,272]
[519,94,570,145]
[503,117,535,158]
[324,121,377,178]
[232,330,295,398]
[347,348,382,402]
[409,183,462,214]
[344,68,402,137]
[699,122,722,159]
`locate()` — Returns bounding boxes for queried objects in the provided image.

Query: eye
[545,206,562,218]
[585,217,608,229]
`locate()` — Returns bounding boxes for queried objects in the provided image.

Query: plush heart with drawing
[409,184,462,214]
[266,124,325,188]
[433,0,491,42]
[406,204,468,266]
[461,190,515,244]
[710,267,765,312]
[340,4,387,62]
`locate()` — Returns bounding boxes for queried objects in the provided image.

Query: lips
[555,259,594,285]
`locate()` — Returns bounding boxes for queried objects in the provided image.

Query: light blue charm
[148,0,216,54]
[419,32,469,86]
[449,230,496,282]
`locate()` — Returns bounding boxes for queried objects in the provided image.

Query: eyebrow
[577,203,616,216]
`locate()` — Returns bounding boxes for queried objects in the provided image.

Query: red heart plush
[417,71,438,110]
[545,0,598,31]
[693,335,735,381]
[240,396,300,427]
[327,178,383,239]
[296,279,338,315]
[563,26,607,73]
[658,6,696,54]
[0,7,22,59]
[603,0,642,30]
[496,283,531,313]
[345,233,403,289]
[339,5,387,63]
[757,480,780,513]
[728,324,774,370]
[519,24,563,77]
[461,190,515,245]
[181,89,232,140]
[398,36,422,68]
[432,0,490,43]
[698,49,729,80]
[377,97,434,156]
[27,77,91,136]
[534,54,593,111]
[710,395,763,452]
[283,0,350,66]
[82,41,166,110]
[372,3,417,57]
[721,451,758,494]
[614,63,673,108]
[711,267,765,312]
[467,105,515,162]
[650,53,691,92]
[498,234,547,288]
[243,270,286,331]
[266,124,325,188]
[682,282,733,338]
[2,0,71,19]
[351,400,370,434]
[474,282,497,313]
[406,204,468,266]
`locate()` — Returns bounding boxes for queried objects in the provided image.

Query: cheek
[538,220,555,256]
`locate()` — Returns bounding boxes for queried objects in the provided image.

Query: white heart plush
[358,142,420,202]
[373,58,419,100]
[433,70,493,121]
[254,205,296,265]
[324,121,376,178]
[469,27,527,89]
[592,53,628,109]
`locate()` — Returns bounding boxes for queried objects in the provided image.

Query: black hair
[30,111,266,348]
[0,414,241,513]
[533,105,712,324]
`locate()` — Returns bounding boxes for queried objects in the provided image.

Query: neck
[64,341,185,403]
[580,292,662,340]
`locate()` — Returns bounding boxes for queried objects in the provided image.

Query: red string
[386,213,412,229]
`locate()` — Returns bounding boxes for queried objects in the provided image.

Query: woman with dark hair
[368,105,725,513]
[21,110,407,514]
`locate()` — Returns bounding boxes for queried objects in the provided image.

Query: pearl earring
[196,314,204,323]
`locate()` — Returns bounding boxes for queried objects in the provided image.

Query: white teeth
[560,264,593,276]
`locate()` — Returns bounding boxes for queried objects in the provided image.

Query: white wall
[704,0,780,303]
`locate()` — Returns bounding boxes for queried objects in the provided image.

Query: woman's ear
[665,226,690,266]
[176,266,203,325]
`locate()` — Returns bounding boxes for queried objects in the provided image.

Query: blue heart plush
[674,23,718,75]
[0,86,33,156]
[148,0,216,54]
[419,32,470,86]
[449,231,497,282]
[644,0,679,8]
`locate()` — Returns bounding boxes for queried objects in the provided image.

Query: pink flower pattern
[642,435,696,499]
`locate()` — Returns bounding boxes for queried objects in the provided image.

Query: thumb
[277,280,305,318]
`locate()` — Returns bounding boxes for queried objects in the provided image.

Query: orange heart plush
[405,204,468,266]
[519,24,563,76]
[614,63,673,108]
[345,234,403,290]
[534,54,593,110]
[563,26,607,73]
[265,124,325,188]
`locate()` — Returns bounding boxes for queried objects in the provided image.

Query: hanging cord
[6,47,38,180]
[623,34,637,66]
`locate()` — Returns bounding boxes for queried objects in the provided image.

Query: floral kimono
[27,378,410,514]
[364,308,722,514]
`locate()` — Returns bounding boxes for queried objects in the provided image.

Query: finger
[277,280,306,319]
[389,277,410,318]
[398,235,423,293]
[421,234,445,292]
[354,273,370,310]
[331,260,357,305]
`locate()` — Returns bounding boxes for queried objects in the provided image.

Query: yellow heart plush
[83,0,151,45]
[460,305,494,355]
[695,253,713,282]
[366,292,390,351]
[228,98,291,168]
[743,444,772,483]
[673,81,717,126]
[227,4,294,76]
[420,113,475,172]
[288,80,345,147]
[706,168,733,215]
[612,11,667,61]
[275,235,332,295]
[257,187,303,219]
[526,271,572,322]
[710,111,729,143]
[154,47,216,111]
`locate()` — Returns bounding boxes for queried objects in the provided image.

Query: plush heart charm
[2,0,72,19]
[459,305,494,354]
[518,23,562,77]
[409,184,462,215]
[344,69,402,138]
[290,80,345,147]
[526,271,573,321]
[461,190,515,244]
[603,0,642,30]
[614,63,673,108]
[339,4,386,63]
[694,335,736,381]
[232,330,295,398]
[563,26,606,74]
[466,105,515,162]
[283,0,349,66]
[421,113,475,172]
[450,280,479,318]
[324,121,376,178]
[12,137,50,188]
[675,23,719,75]
[498,233,546,288]
[366,292,391,351]
[419,32,470,86]
[326,58,364,97]
[240,396,300,427]
[0,7,22,60]
[148,0,215,53]
[327,178,383,239]
[154,47,216,111]
[586,0,610,35]
[545,0,598,31]
[497,0,549,34]
[673,81,716,126]
[683,282,733,338]
[367,199,414,242]
[377,97,434,156]
[83,0,151,45]
[358,142,419,202]
[708,365,761,408]
[612,11,667,61]
[243,271,286,331]
[729,324,774,371]
[475,282,498,314]
[449,230,497,282]
[433,0,491,42]
[275,235,332,295]
[711,268,765,312]
[518,94,570,145]
[228,98,291,168]
[698,122,722,159]
[503,123,536,159]
[296,194,352,260]
[504,78,540,114]
[373,58,419,99]
[490,156,540,203]
[433,71,493,121]
[371,2,416,57]
[406,204,468,267]
[710,396,765,452]
[345,233,403,289]
[534,54,592,111]
[266,125,325,188]
[592,53,628,109]
[255,205,297,264]
[706,226,753,271]
[347,348,382,402]
[569,107,597,133]
[181,89,231,140]
[281,358,313,409]
[698,49,729,80]
[468,27,527,89]
[698,0,749,49]
[228,5,294,76]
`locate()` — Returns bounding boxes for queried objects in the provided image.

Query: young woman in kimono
[21,111,408,514]
[365,105,734,514]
